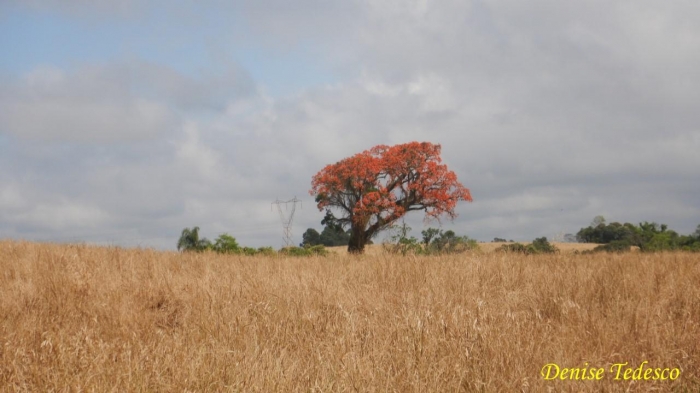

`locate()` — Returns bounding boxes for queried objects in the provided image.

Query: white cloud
[0,184,26,211]
[175,123,221,180]
[0,65,174,142]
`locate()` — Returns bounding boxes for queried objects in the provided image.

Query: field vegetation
[1,240,698,392]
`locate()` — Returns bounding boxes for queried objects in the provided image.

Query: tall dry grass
[1,240,698,392]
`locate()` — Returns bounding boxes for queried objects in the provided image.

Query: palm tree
[177,226,211,252]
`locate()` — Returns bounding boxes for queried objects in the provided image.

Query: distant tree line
[177,226,327,257]
[576,216,700,252]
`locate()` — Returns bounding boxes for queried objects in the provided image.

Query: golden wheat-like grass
[1,240,698,392]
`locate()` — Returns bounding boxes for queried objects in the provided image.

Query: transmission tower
[272,197,302,247]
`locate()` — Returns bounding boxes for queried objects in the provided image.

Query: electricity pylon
[272,197,302,247]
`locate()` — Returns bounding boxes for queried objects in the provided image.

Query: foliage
[321,210,348,245]
[301,226,351,247]
[592,240,634,253]
[681,242,700,252]
[530,237,558,253]
[177,227,212,252]
[497,242,529,254]
[242,247,258,256]
[301,228,321,247]
[563,234,578,243]
[497,237,558,255]
[239,246,277,256]
[178,227,283,256]
[212,233,240,254]
[383,223,423,255]
[576,221,640,244]
[280,245,329,257]
[591,215,606,227]
[310,142,472,253]
[384,224,477,255]
[422,228,441,246]
[424,229,478,254]
[576,218,700,253]
[257,247,276,256]
[301,212,353,247]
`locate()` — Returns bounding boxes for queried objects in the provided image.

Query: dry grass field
[1,240,698,392]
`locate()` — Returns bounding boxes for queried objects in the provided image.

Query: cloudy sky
[1,1,699,249]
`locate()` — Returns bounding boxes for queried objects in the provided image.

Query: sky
[1,0,699,249]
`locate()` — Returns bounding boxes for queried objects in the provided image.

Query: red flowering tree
[310,142,473,254]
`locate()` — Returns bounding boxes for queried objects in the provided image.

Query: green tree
[301,228,322,247]
[576,221,638,245]
[213,233,240,254]
[301,211,352,247]
[177,226,211,252]
[428,229,477,254]
[319,210,352,246]
[319,225,351,247]
[530,237,558,253]
[421,228,441,245]
[591,215,606,227]
[644,231,680,252]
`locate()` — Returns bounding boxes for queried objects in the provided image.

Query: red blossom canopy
[310,142,472,253]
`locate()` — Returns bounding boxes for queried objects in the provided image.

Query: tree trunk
[347,226,368,254]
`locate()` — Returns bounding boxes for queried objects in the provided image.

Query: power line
[271,197,302,247]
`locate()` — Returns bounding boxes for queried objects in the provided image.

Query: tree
[530,237,558,253]
[591,215,606,227]
[319,226,351,246]
[213,233,240,254]
[426,229,477,254]
[563,234,577,243]
[318,210,352,246]
[301,212,352,247]
[310,142,472,253]
[301,228,322,247]
[421,228,441,245]
[177,226,211,252]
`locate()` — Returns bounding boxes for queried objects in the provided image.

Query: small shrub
[242,247,258,256]
[497,243,528,254]
[383,236,423,255]
[593,240,633,253]
[530,237,558,254]
[257,247,276,256]
[383,223,423,255]
[307,245,329,256]
[497,237,558,255]
[279,245,329,257]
